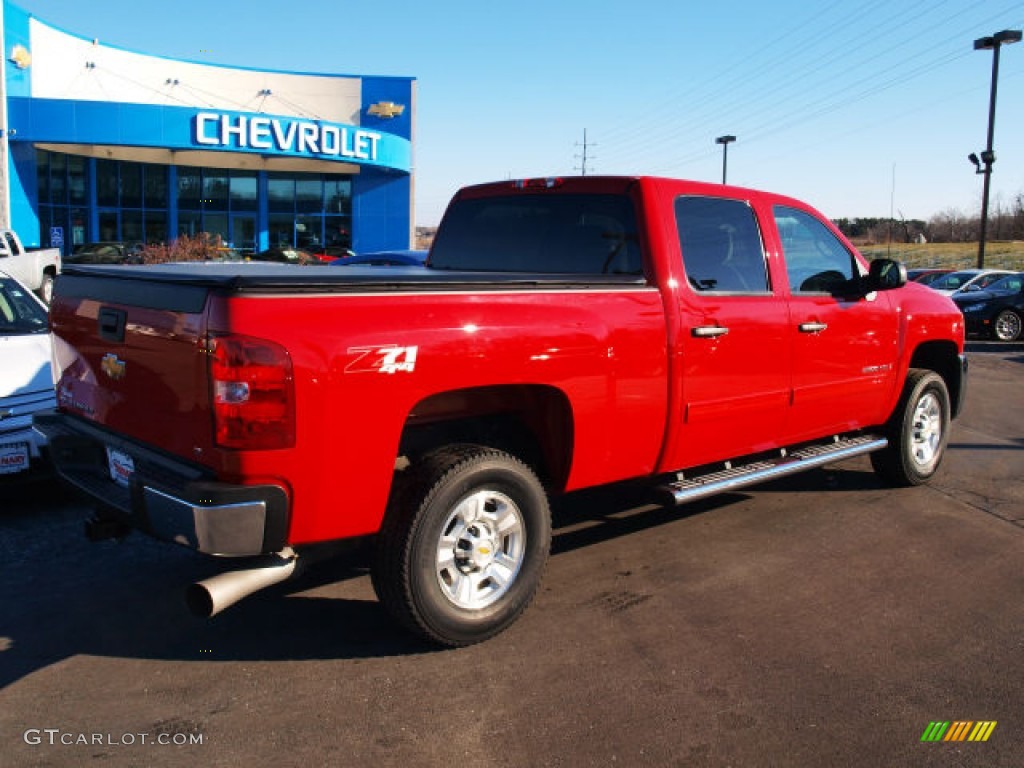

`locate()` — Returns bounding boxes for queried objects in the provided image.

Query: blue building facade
[0,1,414,255]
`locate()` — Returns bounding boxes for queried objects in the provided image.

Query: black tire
[371,445,551,647]
[992,309,1022,342]
[870,369,950,487]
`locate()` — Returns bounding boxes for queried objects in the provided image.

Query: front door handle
[799,322,828,334]
[692,325,729,338]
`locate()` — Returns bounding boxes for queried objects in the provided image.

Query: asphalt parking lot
[1,341,1022,768]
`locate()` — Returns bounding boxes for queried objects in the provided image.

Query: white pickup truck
[0,230,61,303]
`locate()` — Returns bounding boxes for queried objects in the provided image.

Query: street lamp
[970,28,1021,269]
[715,135,736,185]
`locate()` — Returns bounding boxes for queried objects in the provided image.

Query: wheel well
[43,266,57,276]
[909,340,964,418]
[398,385,574,490]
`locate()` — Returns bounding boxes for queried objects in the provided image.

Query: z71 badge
[345,345,418,375]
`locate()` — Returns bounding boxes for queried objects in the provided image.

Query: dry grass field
[858,241,1024,271]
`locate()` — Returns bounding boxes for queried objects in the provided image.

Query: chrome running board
[658,434,888,506]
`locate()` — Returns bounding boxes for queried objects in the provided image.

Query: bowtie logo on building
[8,44,31,69]
[367,101,405,119]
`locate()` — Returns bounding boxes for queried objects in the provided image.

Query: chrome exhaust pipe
[186,548,298,618]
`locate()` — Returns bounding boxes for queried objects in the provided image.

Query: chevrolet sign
[194,113,383,161]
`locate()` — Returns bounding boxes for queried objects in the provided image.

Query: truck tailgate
[49,272,213,463]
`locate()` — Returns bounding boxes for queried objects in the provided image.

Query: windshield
[985,274,1023,293]
[0,276,49,334]
[929,271,978,291]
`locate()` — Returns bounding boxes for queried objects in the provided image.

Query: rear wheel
[372,445,551,647]
[993,309,1022,342]
[870,369,950,486]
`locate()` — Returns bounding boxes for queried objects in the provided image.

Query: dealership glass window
[269,213,294,247]
[178,168,263,250]
[325,179,352,215]
[120,163,143,209]
[37,151,90,253]
[145,212,168,244]
[122,210,144,242]
[96,160,118,207]
[99,212,118,241]
[35,151,50,204]
[70,209,87,248]
[68,156,87,206]
[203,172,229,209]
[178,169,201,208]
[204,213,229,243]
[296,215,322,249]
[178,211,202,238]
[49,154,66,206]
[100,161,168,244]
[230,172,258,211]
[268,176,294,212]
[267,172,353,249]
[296,178,321,212]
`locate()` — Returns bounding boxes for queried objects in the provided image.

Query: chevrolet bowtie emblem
[101,353,127,381]
[8,44,31,70]
[367,101,405,119]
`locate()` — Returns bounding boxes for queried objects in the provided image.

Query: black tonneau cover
[57,263,648,299]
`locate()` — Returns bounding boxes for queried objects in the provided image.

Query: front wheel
[993,309,1022,342]
[37,273,55,305]
[372,445,551,647]
[870,369,950,487]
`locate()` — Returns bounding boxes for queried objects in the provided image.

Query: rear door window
[674,196,769,293]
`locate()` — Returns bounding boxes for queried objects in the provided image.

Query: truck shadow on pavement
[0,463,892,687]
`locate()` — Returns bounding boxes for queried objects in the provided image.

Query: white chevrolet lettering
[321,125,340,155]
[194,112,218,145]
[297,122,319,154]
[191,113,382,161]
[249,116,272,149]
[271,119,298,151]
[221,114,247,147]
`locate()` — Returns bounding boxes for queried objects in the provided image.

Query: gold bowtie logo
[101,353,126,381]
[367,101,405,119]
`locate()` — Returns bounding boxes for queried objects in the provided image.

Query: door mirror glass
[867,258,907,292]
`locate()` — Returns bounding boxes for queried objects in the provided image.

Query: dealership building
[0,0,415,255]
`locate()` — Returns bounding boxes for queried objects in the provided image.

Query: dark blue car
[329,250,427,267]
[953,272,1024,342]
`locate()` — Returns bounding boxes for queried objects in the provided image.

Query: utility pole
[970,29,1021,269]
[574,129,596,176]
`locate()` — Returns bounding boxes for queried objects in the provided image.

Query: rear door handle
[799,322,828,334]
[692,325,729,338]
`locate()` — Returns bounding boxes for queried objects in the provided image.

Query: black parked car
[953,272,1024,342]
[66,241,144,265]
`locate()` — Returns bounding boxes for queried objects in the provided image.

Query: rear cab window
[430,193,644,276]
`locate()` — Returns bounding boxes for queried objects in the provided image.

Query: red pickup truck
[36,176,967,646]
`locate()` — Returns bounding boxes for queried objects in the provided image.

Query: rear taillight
[208,334,295,450]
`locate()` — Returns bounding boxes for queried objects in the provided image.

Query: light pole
[970,29,1021,269]
[715,135,736,185]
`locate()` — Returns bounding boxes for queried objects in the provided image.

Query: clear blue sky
[13,0,1024,226]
